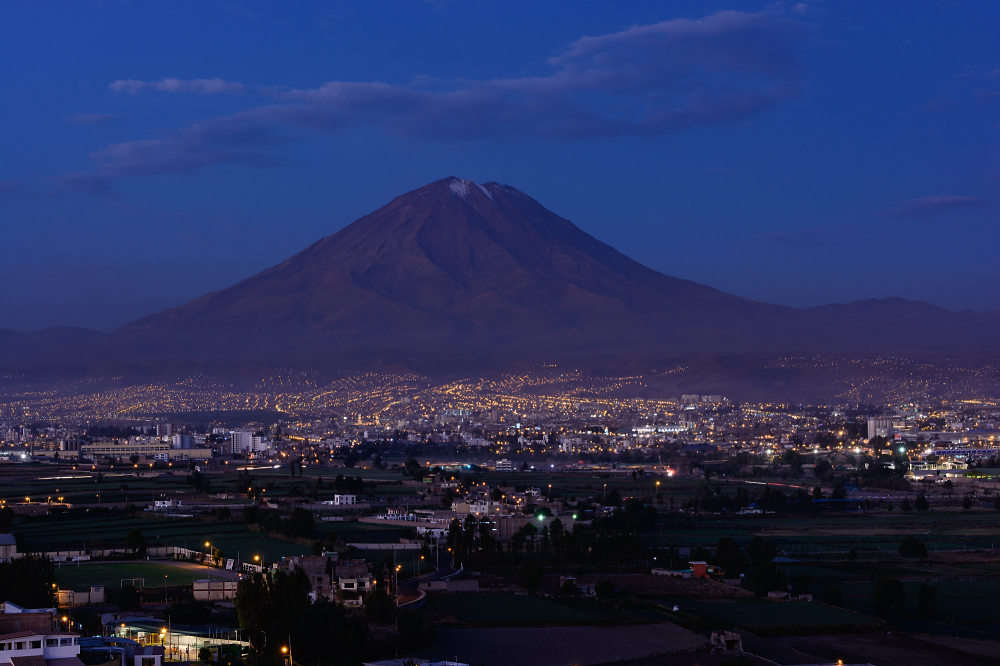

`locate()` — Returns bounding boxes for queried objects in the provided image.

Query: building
[80,440,211,462]
[192,580,238,601]
[0,602,83,666]
[868,418,894,440]
[495,459,514,472]
[171,435,193,449]
[331,495,356,506]
[155,424,173,438]
[230,431,270,456]
[0,535,20,562]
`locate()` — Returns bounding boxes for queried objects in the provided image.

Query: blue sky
[1,1,998,332]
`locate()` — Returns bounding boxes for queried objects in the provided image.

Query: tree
[916,583,938,619]
[753,562,786,597]
[288,507,316,539]
[848,546,858,562]
[962,495,973,510]
[198,647,212,664]
[898,536,927,559]
[521,560,543,595]
[715,537,744,576]
[234,569,366,666]
[812,486,823,500]
[823,583,842,606]
[873,578,906,617]
[0,506,15,532]
[594,580,616,601]
[901,498,912,512]
[748,536,776,566]
[124,529,147,556]
[0,557,56,607]
[914,493,930,512]
[365,588,394,624]
[814,459,832,477]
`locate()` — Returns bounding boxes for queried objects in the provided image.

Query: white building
[0,535,19,562]
[331,495,356,506]
[230,431,270,455]
[495,459,514,472]
[0,602,83,666]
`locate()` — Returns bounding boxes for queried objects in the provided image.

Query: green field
[55,561,207,590]
[15,515,310,561]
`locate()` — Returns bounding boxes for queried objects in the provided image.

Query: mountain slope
[111,177,809,369]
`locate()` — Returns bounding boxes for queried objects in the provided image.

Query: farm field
[408,623,707,666]
[672,598,881,631]
[837,579,1000,625]
[422,593,615,624]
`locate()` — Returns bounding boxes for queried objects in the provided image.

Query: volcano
[4,177,999,375]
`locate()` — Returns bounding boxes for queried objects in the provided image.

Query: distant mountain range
[2,177,998,383]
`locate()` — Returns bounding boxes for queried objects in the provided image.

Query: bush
[916,583,938,619]
[914,493,930,511]
[898,536,927,559]
[595,580,616,601]
[873,578,905,617]
[823,583,842,607]
[753,562,786,597]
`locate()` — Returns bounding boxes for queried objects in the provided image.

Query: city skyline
[2,1,999,332]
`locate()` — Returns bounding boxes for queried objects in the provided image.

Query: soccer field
[54,561,209,590]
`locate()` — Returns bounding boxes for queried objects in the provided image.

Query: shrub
[898,536,927,559]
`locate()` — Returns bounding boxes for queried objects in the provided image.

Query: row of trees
[244,506,316,540]
[233,569,432,666]
[446,499,656,569]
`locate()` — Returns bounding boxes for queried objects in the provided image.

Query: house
[0,602,83,666]
[334,559,374,601]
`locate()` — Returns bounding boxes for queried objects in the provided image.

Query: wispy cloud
[263,9,816,140]
[90,120,289,179]
[883,195,991,219]
[54,173,113,195]
[79,8,818,181]
[110,78,247,94]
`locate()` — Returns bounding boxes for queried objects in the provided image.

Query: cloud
[82,9,817,179]
[67,113,126,126]
[110,78,247,94]
[0,180,29,196]
[54,173,112,195]
[883,195,991,219]
[264,9,816,140]
[90,119,289,178]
